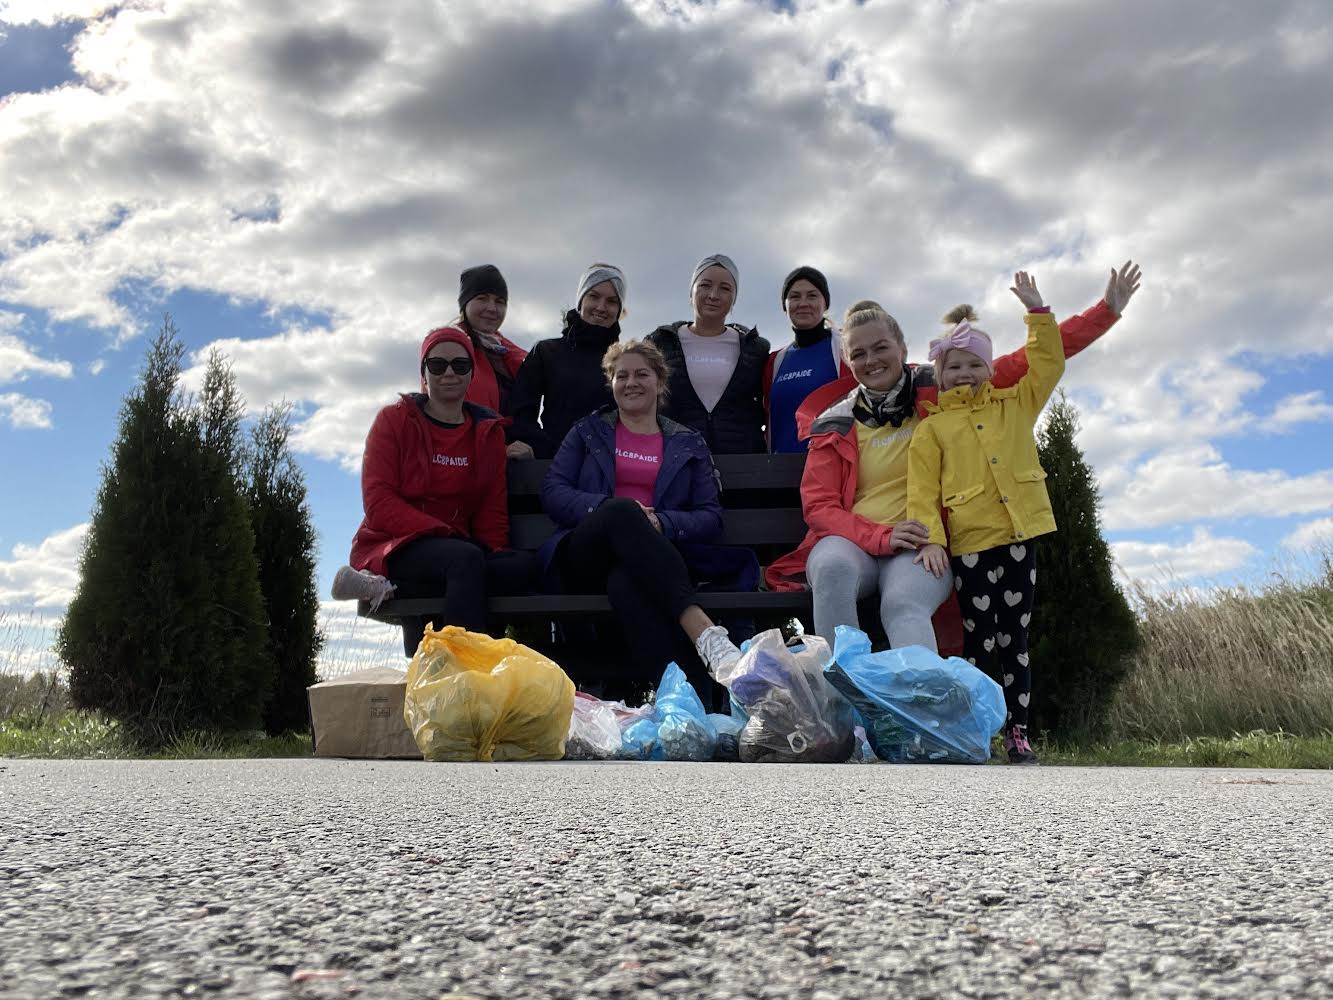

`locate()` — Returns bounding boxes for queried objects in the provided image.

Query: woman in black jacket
[510,263,627,460]
[647,254,770,455]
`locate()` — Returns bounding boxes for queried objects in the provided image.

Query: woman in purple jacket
[540,340,752,693]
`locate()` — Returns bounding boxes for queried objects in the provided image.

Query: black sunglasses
[423,357,474,376]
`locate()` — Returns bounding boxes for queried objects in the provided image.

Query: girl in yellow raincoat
[906,267,1140,764]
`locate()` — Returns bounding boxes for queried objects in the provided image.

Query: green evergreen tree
[1030,391,1140,737]
[58,320,271,746]
[247,402,323,734]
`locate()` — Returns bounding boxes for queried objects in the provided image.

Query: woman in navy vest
[540,340,756,697]
[762,266,852,453]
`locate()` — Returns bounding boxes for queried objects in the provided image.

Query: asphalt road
[1,759,1330,999]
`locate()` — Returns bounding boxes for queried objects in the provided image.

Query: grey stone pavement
[1,759,1330,1000]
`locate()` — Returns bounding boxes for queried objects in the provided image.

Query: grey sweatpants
[806,534,953,652]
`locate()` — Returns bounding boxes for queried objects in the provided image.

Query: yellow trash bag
[402,625,575,762]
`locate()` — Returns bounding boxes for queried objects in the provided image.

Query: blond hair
[841,299,907,359]
[602,339,671,403]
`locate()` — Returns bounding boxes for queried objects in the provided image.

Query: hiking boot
[695,624,741,678]
[1004,725,1039,765]
[331,565,396,611]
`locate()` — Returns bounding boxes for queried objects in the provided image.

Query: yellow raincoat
[907,311,1063,556]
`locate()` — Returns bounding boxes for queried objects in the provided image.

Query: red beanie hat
[419,327,475,391]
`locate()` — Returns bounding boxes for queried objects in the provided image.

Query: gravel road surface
[2,759,1330,999]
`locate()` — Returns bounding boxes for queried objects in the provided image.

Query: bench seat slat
[509,508,807,551]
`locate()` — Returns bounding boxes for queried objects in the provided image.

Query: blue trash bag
[719,629,856,764]
[619,663,718,761]
[824,626,1006,764]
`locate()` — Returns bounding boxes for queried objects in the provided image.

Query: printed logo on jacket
[432,454,469,467]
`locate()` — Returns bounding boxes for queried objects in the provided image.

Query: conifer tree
[247,402,323,734]
[58,320,270,745]
[1030,391,1139,736]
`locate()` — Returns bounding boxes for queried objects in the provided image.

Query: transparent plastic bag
[719,629,856,764]
[403,625,575,762]
[707,712,743,761]
[825,626,1006,764]
[564,693,624,760]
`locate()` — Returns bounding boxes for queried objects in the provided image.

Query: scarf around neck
[852,368,915,428]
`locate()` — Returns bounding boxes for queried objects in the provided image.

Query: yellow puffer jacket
[907,311,1063,556]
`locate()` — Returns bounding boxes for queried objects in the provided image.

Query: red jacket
[465,332,528,414]
[765,299,1120,650]
[349,396,509,577]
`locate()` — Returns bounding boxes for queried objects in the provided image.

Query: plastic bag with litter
[824,626,1005,764]
[714,629,856,764]
[619,663,718,762]
[402,625,575,762]
[564,692,625,760]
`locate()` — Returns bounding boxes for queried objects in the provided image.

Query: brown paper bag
[308,667,423,759]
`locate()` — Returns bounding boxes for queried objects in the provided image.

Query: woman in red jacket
[766,262,1141,654]
[340,326,536,656]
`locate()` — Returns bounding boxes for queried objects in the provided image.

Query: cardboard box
[308,667,423,759]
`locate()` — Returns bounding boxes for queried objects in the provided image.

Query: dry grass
[1110,554,1333,741]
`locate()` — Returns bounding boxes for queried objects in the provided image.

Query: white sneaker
[331,566,396,611]
[695,624,741,678]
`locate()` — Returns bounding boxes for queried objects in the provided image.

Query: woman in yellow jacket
[907,269,1136,763]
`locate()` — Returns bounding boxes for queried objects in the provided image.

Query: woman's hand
[889,519,930,552]
[913,543,950,578]
[1103,260,1142,315]
[636,501,663,533]
[506,441,535,460]
[1010,271,1046,311]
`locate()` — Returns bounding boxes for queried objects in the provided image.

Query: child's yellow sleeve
[907,423,948,547]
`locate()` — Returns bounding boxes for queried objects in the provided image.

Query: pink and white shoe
[1004,725,1039,765]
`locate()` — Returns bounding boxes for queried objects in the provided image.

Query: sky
[2,0,1332,676]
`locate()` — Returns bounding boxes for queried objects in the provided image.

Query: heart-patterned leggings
[951,542,1037,728]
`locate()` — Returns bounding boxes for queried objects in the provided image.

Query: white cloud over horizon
[2,0,1332,602]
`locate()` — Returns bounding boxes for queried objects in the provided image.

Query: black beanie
[781,265,830,311]
[458,264,509,310]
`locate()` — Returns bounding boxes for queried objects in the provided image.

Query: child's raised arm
[1009,271,1065,415]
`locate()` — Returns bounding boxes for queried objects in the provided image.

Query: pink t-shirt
[614,424,664,508]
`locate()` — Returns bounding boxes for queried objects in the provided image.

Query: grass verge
[0,711,313,760]
[1035,730,1333,770]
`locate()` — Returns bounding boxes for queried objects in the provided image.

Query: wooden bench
[358,452,815,630]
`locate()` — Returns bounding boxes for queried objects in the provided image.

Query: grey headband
[691,254,739,301]
[575,264,627,311]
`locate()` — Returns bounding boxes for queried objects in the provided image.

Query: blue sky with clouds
[2,0,1332,673]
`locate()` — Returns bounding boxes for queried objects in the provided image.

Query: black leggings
[951,543,1037,728]
[386,537,537,657]
[557,498,705,693]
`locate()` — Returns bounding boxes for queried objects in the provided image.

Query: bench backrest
[506,453,808,558]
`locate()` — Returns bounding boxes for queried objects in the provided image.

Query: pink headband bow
[927,320,993,370]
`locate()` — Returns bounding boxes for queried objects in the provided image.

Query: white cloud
[0,333,73,384]
[0,392,54,428]
[1103,444,1333,531]
[1263,391,1333,432]
[1282,517,1333,553]
[0,523,87,607]
[1112,528,1258,586]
